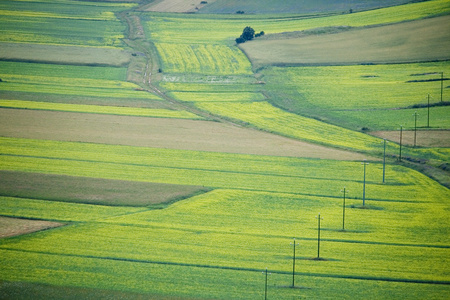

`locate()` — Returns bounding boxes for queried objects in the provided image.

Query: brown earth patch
[0,108,370,160]
[371,130,450,148]
[0,170,208,206]
[0,216,63,238]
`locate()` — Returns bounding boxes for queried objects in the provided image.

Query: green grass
[264,62,449,111]
[0,137,447,203]
[0,196,145,222]
[261,62,450,132]
[4,250,448,299]
[1,1,449,298]
[0,187,448,298]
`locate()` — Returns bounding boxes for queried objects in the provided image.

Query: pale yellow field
[142,0,216,12]
[0,43,131,67]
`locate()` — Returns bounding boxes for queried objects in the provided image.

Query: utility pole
[441,72,444,102]
[413,111,418,147]
[399,125,403,162]
[382,139,387,183]
[290,238,299,287]
[362,160,369,206]
[316,213,323,259]
[341,187,347,231]
[427,94,430,128]
[262,268,270,300]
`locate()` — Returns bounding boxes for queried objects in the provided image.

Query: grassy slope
[0,0,449,299]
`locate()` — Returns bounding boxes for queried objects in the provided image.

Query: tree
[241,26,255,41]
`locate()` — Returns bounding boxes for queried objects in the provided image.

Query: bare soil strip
[241,15,450,67]
[0,216,63,238]
[0,108,370,160]
[0,170,208,206]
[371,130,450,148]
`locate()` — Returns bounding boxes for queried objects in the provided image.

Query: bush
[235,37,246,44]
[255,31,265,38]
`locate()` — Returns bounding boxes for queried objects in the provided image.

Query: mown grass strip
[0,100,202,119]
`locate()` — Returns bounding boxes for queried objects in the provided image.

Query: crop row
[0,100,201,119]
[155,43,252,75]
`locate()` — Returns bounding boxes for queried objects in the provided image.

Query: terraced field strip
[0,100,202,119]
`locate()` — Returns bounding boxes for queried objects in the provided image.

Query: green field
[0,0,449,299]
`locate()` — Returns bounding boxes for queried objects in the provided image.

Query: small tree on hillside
[241,26,255,41]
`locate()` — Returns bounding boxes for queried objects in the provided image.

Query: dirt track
[0,108,370,160]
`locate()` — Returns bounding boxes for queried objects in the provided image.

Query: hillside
[0,0,449,299]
